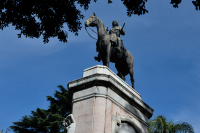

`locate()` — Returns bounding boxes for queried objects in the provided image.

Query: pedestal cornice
[68,65,154,121]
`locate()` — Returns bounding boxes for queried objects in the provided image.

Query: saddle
[110,33,118,45]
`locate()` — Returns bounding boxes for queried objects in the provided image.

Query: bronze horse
[85,13,135,89]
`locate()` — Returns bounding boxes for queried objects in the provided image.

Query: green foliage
[0,128,11,133]
[148,115,194,133]
[1,0,198,43]
[10,85,72,133]
[192,0,200,10]
[171,0,200,10]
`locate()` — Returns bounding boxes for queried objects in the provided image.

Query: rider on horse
[95,20,126,62]
[109,20,125,53]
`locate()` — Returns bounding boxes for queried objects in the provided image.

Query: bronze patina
[85,13,135,89]
[109,20,125,53]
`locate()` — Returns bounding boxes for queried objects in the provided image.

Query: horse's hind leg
[129,67,135,89]
[115,63,125,81]
[117,71,125,81]
[126,50,134,88]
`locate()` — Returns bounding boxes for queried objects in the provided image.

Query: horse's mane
[97,17,103,24]
[97,17,108,34]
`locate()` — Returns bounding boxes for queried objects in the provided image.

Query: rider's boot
[94,53,101,62]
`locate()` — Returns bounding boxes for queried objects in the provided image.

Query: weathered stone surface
[68,65,154,133]
[83,65,138,98]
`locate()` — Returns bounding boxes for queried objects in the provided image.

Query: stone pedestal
[68,65,154,133]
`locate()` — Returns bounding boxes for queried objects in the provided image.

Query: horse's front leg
[105,42,111,67]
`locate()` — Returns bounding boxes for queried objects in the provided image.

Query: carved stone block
[68,65,154,133]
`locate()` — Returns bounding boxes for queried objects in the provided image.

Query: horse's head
[85,13,98,27]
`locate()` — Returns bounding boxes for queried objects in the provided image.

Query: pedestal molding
[72,91,149,126]
[69,65,154,133]
[68,74,153,118]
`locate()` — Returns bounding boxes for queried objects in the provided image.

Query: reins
[89,26,98,34]
[85,26,98,40]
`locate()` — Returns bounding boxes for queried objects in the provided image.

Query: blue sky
[1,0,200,132]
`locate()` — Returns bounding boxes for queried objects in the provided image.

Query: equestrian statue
[85,13,135,89]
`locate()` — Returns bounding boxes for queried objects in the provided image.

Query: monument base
[68,65,154,133]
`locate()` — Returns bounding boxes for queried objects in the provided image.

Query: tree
[0,0,199,43]
[0,128,11,133]
[148,115,194,133]
[9,85,195,133]
[10,85,72,133]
